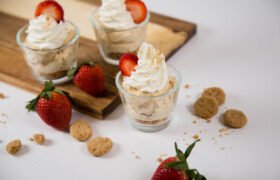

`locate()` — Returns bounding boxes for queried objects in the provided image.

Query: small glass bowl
[16,21,80,84]
[89,10,150,65]
[116,65,182,132]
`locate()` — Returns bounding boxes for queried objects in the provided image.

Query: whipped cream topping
[123,43,169,93]
[98,0,136,30]
[25,14,71,49]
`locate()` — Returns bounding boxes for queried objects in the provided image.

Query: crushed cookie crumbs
[157,157,163,163]
[193,134,199,140]
[0,93,5,99]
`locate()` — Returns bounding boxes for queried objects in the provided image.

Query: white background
[1,0,280,179]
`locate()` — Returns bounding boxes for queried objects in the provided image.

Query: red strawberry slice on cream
[35,0,64,22]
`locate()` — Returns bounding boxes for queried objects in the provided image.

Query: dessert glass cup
[89,10,150,65]
[116,65,181,132]
[16,21,80,84]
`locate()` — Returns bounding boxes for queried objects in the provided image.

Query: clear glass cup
[89,10,150,65]
[16,21,80,84]
[116,65,182,132]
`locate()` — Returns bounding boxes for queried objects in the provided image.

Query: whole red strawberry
[152,140,206,180]
[68,62,105,97]
[26,81,73,131]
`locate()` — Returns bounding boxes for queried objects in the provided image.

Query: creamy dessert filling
[25,14,75,50]
[97,0,136,30]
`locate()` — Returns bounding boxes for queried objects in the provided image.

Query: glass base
[98,45,120,66]
[36,75,71,85]
[129,118,171,132]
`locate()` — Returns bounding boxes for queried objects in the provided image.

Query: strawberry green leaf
[186,169,206,180]
[185,139,200,158]
[67,62,95,79]
[25,96,39,112]
[67,66,79,79]
[175,143,186,163]
[42,81,55,92]
[164,161,187,170]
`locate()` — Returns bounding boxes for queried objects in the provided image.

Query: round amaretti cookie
[70,120,92,142]
[87,137,113,157]
[223,109,247,128]
[6,139,22,155]
[194,96,219,119]
[202,87,226,105]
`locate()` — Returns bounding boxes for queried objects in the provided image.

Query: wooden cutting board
[0,0,196,119]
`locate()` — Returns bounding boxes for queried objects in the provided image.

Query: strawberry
[68,62,105,97]
[35,0,64,22]
[125,0,148,24]
[152,140,206,180]
[26,81,74,131]
[119,53,138,76]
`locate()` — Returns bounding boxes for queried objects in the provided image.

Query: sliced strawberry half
[125,0,148,24]
[119,53,138,76]
[35,0,64,22]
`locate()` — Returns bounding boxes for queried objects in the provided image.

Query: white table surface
[1,0,280,179]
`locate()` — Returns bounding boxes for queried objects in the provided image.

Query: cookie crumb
[33,134,45,145]
[219,128,229,133]
[87,137,113,157]
[193,134,199,140]
[0,93,5,99]
[184,84,190,89]
[70,120,92,142]
[0,120,6,124]
[220,147,225,150]
[192,120,197,124]
[135,155,141,160]
[157,157,163,163]
[29,138,34,141]
[6,140,22,155]
[1,113,8,118]
[184,131,187,135]
[206,119,211,123]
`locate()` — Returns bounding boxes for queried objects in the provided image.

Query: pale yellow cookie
[224,109,247,128]
[194,96,219,119]
[70,120,92,142]
[32,134,45,145]
[6,139,22,155]
[202,87,226,105]
[87,137,113,157]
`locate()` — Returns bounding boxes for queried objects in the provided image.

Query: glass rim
[16,20,80,52]
[115,64,182,99]
[88,8,150,32]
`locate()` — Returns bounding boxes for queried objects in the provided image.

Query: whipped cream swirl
[123,43,169,93]
[25,14,70,49]
[98,0,136,30]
